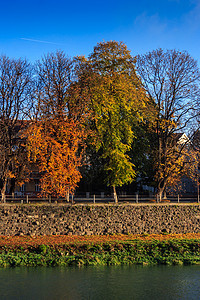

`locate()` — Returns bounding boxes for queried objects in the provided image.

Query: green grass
[0,239,200,267]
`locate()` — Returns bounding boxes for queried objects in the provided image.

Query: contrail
[20,38,62,45]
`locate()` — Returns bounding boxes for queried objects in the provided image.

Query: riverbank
[0,234,200,267]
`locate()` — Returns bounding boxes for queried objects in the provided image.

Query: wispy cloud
[20,38,62,45]
[184,1,200,31]
[134,13,167,35]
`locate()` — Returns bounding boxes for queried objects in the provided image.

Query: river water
[0,265,200,300]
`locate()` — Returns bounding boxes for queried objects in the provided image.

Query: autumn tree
[136,48,200,200]
[26,51,86,198]
[74,41,152,202]
[0,55,33,201]
[26,117,84,198]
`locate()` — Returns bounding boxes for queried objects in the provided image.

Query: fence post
[178,194,180,203]
[21,200,23,204]
[156,194,159,203]
[26,195,28,204]
[93,194,95,204]
[4,195,6,203]
[49,195,51,203]
[136,193,138,203]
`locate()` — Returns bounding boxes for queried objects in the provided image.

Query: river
[0,265,200,299]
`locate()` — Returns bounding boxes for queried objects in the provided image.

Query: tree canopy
[26,51,86,198]
[0,44,200,200]
[74,41,152,201]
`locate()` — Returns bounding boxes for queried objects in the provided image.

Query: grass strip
[0,236,200,267]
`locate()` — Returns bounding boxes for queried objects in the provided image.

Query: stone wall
[0,203,200,236]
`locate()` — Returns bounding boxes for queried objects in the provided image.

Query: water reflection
[0,265,200,299]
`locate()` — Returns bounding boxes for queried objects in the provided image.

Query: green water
[0,265,200,299]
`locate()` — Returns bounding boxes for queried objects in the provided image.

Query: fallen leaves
[1,233,200,250]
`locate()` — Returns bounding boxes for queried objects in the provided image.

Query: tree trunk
[113,186,118,203]
[163,191,167,199]
[159,190,162,202]
[157,177,167,202]
[1,180,7,203]
[66,188,70,202]
[157,185,166,202]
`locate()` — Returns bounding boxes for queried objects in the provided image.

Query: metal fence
[0,194,199,204]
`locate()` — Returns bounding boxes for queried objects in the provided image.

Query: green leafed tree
[74,41,152,202]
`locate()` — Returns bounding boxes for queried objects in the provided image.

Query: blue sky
[1,0,200,63]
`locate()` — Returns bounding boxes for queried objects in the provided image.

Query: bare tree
[136,48,200,200]
[0,55,33,201]
[35,50,73,119]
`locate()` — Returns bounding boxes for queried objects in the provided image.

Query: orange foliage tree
[26,51,86,198]
[26,117,84,198]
